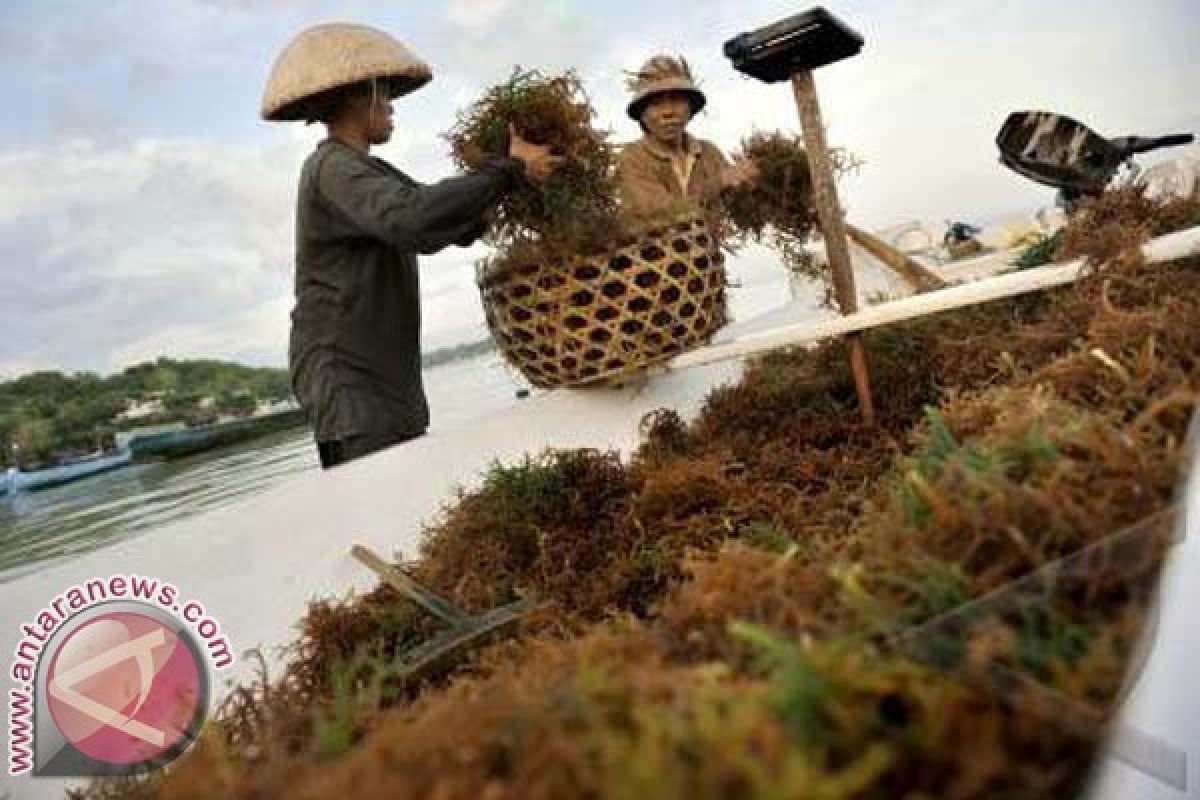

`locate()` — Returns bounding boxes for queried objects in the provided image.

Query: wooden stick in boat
[351,544,472,627]
[845,223,948,291]
[351,544,533,685]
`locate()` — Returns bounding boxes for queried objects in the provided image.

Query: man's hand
[508,124,565,184]
[722,158,760,189]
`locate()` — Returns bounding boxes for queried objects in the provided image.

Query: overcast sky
[0,0,1196,378]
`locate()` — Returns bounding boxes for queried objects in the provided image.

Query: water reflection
[0,428,319,582]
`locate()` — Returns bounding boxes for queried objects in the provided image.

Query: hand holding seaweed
[721,157,760,190]
[507,123,565,184]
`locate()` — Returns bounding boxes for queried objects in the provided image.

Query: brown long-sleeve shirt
[289,138,523,442]
[615,134,730,228]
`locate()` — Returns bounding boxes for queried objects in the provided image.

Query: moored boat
[1,448,134,496]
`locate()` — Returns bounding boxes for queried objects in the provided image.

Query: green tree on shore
[0,359,294,468]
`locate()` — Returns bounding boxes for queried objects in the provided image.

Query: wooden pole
[791,70,876,425]
[845,223,948,292]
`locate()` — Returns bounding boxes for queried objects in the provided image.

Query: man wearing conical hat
[616,55,756,226]
[262,24,561,469]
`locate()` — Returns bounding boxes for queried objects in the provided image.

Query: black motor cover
[995,111,1122,194]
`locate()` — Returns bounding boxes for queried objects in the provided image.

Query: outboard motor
[996,111,1193,213]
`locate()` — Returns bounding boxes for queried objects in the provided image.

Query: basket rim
[477,210,717,291]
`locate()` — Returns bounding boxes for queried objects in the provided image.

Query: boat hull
[126,409,308,461]
[4,450,133,495]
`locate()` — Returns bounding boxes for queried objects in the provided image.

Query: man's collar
[642,132,702,161]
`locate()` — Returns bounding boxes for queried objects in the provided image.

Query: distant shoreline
[0,341,501,470]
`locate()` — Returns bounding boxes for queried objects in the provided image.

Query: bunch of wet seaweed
[721,131,856,281]
[445,68,621,257]
[76,189,1198,799]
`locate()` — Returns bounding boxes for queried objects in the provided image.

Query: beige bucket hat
[625,55,707,121]
[260,23,432,122]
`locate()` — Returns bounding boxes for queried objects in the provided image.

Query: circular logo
[45,609,206,768]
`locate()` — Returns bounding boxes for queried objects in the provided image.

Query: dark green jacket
[289,138,522,442]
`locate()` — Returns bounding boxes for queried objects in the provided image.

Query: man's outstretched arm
[317,153,526,254]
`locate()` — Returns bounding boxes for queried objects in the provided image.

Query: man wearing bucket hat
[262,23,562,469]
[616,55,756,226]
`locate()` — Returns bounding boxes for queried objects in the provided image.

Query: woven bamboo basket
[478,213,727,388]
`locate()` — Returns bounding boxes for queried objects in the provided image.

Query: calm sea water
[0,352,527,583]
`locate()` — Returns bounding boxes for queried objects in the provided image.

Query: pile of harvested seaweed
[79,188,1198,800]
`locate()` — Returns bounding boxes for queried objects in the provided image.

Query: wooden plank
[669,225,1200,372]
[390,600,530,685]
[934,247,1022,284]
[351,543,534,686]
[846,223,948,291]
[351,544,471,627]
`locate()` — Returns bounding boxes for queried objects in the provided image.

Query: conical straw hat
[261,23,432,122]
